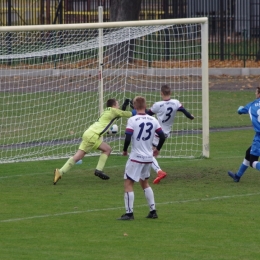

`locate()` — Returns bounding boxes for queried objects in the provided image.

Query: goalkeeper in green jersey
[53,98,132,184]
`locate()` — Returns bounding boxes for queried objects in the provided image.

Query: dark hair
[106,99,117,107]
[133,96,146,110]
[257,86,260,94]
[161,84,171,96]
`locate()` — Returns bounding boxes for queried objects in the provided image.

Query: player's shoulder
[169,98,181,104]
[246,100,258,109]
[146,114,159,124]
[151,100,164,109]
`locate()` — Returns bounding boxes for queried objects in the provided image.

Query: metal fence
[1,0,260,65]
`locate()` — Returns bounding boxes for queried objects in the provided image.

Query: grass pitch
[1,129,260,260]
[1,89,260,259]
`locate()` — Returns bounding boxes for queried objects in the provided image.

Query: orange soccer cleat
[153,170,167,184]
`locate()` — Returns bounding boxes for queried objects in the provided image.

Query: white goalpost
[0,17,209,163]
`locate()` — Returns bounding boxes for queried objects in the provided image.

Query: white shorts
[124,159,152,182]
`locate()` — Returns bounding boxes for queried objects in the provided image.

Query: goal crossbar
[0,17,208,32]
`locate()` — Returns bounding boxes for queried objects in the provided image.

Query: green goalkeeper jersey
[87,107,132,136]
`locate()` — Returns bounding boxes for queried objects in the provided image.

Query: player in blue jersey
[117,96,166,220]
[53,98,132,185]
[228,86,260,182]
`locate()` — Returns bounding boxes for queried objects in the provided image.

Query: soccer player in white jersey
[147,84,195,184]
[117,96,166,220]
[53,98,132,184]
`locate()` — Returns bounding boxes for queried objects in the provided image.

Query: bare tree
[106,0,142,64]
[110,0,142,22]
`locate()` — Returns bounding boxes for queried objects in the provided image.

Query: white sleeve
[150,102,160,113]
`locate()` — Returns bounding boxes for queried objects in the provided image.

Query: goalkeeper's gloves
[121,98,130,111]
[237,106,244,114]
[129,99,134,109]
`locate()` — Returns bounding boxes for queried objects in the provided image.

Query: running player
[228,86,260,182]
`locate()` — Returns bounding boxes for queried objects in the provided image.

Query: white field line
[1,192,260,223]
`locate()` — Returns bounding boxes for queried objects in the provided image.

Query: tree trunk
[106,0,142,64]
[110,0,142,22]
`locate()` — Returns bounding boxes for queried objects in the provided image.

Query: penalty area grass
[1,130,260,260]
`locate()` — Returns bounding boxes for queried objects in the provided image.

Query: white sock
[152,157,161,173]
[124,192,134,214]
[144,187,156,211]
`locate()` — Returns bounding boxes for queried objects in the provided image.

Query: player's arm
[177,106,194,120]
[146,109,154,116]
[121,98,130,111]
[153,129,166,157]
[122,133,132,156]
[237,105,248,115]
[113,108,133,118]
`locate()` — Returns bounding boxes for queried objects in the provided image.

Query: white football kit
[150,99,182,146]
[124,113,162,182]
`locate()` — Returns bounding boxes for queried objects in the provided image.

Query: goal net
[0,18,209,163]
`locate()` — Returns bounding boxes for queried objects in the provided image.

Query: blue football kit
[238,99,260,156]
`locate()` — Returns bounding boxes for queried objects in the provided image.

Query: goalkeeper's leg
[94,142,112,180]
[54,150,85,185]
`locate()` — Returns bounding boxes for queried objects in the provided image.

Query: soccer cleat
[153,170,167,184]
[94,169,110,180]
[146,211,158,219]
[228,171,240,182]
[117,214,134,220]
[53,169,61,185]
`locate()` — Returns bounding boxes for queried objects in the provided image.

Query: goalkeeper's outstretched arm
[121,99,130,111]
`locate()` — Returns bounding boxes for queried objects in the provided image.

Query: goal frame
[0,17,209,158]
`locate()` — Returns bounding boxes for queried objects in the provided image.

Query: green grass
[209,90,252,128]
[1,88,259,259]
[1,129,260,260]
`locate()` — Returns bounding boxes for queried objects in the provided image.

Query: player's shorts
[124,158,152,182]
[250,133,260,156]
[78,129,102,153]
[152,133,169,147]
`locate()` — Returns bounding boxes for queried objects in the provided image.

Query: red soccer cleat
[153,170,167,184]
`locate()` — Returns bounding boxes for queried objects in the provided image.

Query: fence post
[220,0,224,61]
[243,29,248,68]
[7,0,11,26]
[6,0,12,64]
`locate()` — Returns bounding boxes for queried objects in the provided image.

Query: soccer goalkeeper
[53,98,132,184]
